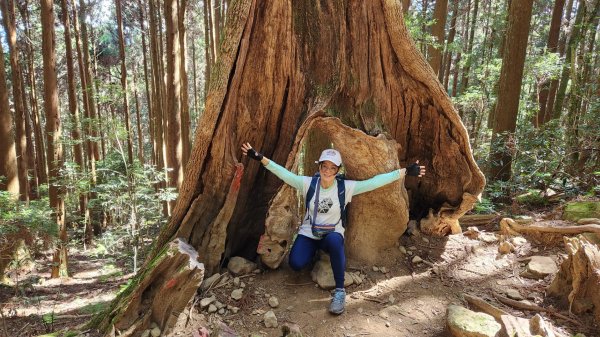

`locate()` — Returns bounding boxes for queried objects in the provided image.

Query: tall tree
[489,0,534,181]
[1,0,30,201]
[179,0,191,166]
[115,0,134,164]
[441,0,459,87]
[428,0,448,76]
[534,0,566,126]
[459,0,479,94]
[94,1,485,335]
[165,0,184,208]
[0,30,19,197]
[60,0,87,222]
[42,0,67,278]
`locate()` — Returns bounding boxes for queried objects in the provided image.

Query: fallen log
[463,293,508,321]
[499,218,600,244]
[494,293,581,326]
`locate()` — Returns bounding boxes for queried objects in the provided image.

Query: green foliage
[0,190,57,241]
[472,197,496,214]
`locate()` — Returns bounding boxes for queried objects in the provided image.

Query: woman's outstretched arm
[241,142,304,191]
[353,162,426,195]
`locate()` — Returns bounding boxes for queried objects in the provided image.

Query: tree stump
[91,238,204,336]
[548,236,600,321]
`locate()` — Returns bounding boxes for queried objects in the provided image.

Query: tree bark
[98,0,485,332]
[459,0,479,95]
[42,0,67,278]
[60,0,87,223]
[534,0,566,127]
[0,28,19,197]
[402,0,410,14]
[179,0,191,166]
[1,0,30,202]
[441,0,458,87]
[489,0,533,182]
[428,0,448,76]
[165,0,184,209]
[139,0,154,165]
[115,0,134,165]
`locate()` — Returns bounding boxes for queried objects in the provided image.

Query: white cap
[317,149,342,166]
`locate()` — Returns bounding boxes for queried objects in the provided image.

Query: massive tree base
[548,236,600,321]
[91,239,204,336]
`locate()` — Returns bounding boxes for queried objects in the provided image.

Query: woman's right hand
[241,142,264,161]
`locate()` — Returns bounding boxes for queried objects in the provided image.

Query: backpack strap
[336,176,347,227]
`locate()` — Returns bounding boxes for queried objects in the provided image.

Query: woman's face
[319,160,339,183]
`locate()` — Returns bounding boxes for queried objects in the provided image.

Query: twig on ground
[494,293,582,325]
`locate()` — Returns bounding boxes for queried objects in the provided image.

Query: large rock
[227,256,257,276]
[310,259,353,290]
[264,310,278,328]
[447,305,501,337]
[521,256,558,279]
[563,201,600,222]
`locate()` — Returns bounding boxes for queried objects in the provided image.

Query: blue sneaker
[329,288,346,314]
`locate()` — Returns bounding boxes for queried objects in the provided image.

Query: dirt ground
[1,221,598,337]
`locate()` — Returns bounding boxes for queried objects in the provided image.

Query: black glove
[247,148,264,161]
[406,163,420,176]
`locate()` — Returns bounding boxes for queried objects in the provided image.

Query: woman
[241,142,426,314]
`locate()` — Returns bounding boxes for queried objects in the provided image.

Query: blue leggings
[288,233,346,289]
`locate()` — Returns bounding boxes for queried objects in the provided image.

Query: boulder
[447,305,501,337]
[227,256,257,275]
[563,201,600,222]
[310,259,353,289]
[521,256,557,279]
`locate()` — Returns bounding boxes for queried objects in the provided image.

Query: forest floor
[1,216,598,337]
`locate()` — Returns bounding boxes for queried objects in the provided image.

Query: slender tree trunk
[72,1,96,244]
[441,0,458,88]
[192,41,199,121]
[534,0,566,127]
[133,68,145,164]
[139,0,155,165]
[545,0,574,123]
[428,0,448,76]
[165,0,184,209]
[211,0,221,61]
[489,0,534,182]
[115,0,134,165]
[149,0,168,216]
[459,0,479,94]
[60,0,87,223]
[18,1,47,188]
[1,0,30,202]
[0,32,19,197]
[78,0,100,162]
[179,0,191,166]
[42,0,67,278]
[402,0,410,14]
[203,0,212,96]
[552,0,585,120]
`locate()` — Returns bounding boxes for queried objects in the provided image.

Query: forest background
[0,0,598,334]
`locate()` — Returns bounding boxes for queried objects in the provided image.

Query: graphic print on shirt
[318,197,334,213]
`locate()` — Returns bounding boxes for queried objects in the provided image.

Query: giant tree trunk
[97,0,484,333]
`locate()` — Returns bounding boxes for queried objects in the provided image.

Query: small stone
[399,246,407,254]
[407,250,413,255]
[521,256,558,279]
[215,301,224,309]
[231,307,239,314]
[264,310,278,328]
[388,295,395,304]
[412,256,423,263]
[505,289,523,300]
[231,288,244,300]
[218,308,225,315]
[208,304,217,313]
[240,282,246,288]
[233,277,240,287]
[408,246,417,250]
[264,293,270,298]
[372,266,380,272]
[510,237,527,246]
[268,296,279,308]
[357,307,364,314]
[380,266,387,274]
[200,296,216,308]
[286,306,294,311]
[498,241,515,254]
[385,322,391,327]
[150,327,161,337]
[253,268,261,274]
[422,237,429,243]
[379,310,390,319]
[141,330,150,337]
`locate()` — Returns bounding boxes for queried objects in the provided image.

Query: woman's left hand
[406,160,426,177]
